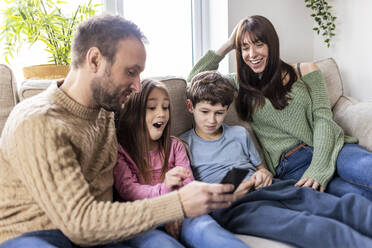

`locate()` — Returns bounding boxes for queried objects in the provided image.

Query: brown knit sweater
[0,82,184,246]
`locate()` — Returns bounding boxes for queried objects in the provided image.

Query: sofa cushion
[0,64,19,136]
[333,96,372,152]
[315,58,343,109]
[18,79,55,101]
[153,76,194,137]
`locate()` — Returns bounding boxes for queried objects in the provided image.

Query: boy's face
[186,100,229,140]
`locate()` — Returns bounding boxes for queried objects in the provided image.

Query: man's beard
[91,75,124,113]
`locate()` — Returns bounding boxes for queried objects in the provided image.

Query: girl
[114,79,249,248]
[188,15,372,200]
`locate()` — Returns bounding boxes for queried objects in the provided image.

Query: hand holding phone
[220,168,250,192]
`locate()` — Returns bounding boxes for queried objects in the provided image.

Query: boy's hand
[178,181,236,218]
[165,166,190,190]
[165,220,183,240]
[252,165,273,189]
[234,178,255,199]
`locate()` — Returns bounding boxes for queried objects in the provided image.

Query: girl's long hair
[117,79,172,184]
[234,15,297,121]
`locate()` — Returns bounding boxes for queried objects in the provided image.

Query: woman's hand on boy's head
[234,178,255,199]
[165,166,191,190]
[252,167,273,189]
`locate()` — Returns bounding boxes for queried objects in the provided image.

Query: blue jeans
[211,180,372,248]
[128,227,183,248]
[0,215,249,248]
[0,229,132,248]
[180,214,249,248]
[276,143,372,200]
[129,215,249,248]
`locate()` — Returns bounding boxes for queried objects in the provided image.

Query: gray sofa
[1,58,372,247]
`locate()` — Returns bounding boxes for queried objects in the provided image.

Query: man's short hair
[71,14,146,68]
[186,71,236,107]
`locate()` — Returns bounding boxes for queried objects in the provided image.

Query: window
[0,0,205,82]
[117,0,194,78]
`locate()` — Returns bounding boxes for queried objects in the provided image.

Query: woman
[188,15,372,200]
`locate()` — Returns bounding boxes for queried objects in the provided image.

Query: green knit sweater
[188,50,357,187]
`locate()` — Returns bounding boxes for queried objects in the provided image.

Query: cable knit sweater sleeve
[4,114,184,246]
[300,71,345,186]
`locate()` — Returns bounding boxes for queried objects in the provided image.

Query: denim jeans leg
[212,180,372,248]
[180,214,249,248]
[0,229,74,248]
[326,143,372,200]
[275,146,313,181]
[126,228,184,248]
[326,176,372,201]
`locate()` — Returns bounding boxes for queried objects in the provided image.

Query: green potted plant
[0,0,100,79]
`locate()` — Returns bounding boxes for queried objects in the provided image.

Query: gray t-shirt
[179,123,262,184]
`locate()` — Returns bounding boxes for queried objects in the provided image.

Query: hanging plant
[304,0,336,48]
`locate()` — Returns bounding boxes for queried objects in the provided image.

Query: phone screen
[220,168,250,192]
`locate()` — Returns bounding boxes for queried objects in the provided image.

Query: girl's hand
[295,177,326,192]
[165,166,190,190]
[234,178,255,199]
[165,220,183,240]
[252,167,273,189]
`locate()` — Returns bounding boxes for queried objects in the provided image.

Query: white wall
[225,0,314,72]
[313,0,372,101]
[207,0,229,73]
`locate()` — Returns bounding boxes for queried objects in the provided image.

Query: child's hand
[234,178,255,199]
[165,220,183,240]
[252,167,273,189]
[165,166,191,190]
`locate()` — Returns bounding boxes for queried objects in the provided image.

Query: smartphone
[220,168,250,192]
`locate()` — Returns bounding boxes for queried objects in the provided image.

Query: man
[0,15,235,248]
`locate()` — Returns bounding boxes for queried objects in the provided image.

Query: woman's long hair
[116,79,172,184]
[234,15,297,121]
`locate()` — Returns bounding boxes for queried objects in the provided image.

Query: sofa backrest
[315,58,343,108]
[0,64,19,136]
[0,58,344,137]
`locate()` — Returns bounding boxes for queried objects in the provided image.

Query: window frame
[104,0,209,67]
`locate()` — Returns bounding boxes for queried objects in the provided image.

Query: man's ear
[86,47,103,73]
[185,99,194,113]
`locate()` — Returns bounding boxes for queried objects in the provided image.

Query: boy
[179,71,372,248]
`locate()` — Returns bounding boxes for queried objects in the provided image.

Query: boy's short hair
[186,71,236,107]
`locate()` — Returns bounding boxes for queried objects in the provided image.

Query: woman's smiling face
[240,32,269,75]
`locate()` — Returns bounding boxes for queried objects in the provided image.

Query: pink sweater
[114,137,194,201]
